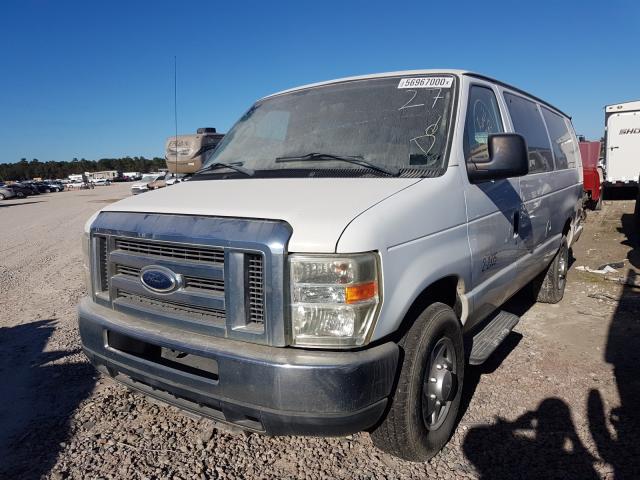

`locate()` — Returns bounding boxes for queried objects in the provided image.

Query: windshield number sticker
[398,77,453,89]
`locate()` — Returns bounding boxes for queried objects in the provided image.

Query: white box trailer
[604,100,640,185]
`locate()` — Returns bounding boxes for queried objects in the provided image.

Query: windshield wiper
[194,161,254,177]
[275,153,400,176]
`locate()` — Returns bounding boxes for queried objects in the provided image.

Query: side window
[504,93,554,174]
[563,118,580,169]
[541,107,573,170]
[463,86,504,162]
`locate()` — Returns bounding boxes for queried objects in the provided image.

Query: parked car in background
[165,175,186,185]
[579,140,603,210]
[92,179,112,186]
[44,181,64,192]
[67,181,93,190]
[79,70,584,462]
[148,177,167,190]
[131,173,165,195]
[0,186,16,200]
[31,181,63,192]
[16,183,40,195]
[6,184,32,198]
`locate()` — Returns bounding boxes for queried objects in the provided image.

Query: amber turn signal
[345,281,378,304]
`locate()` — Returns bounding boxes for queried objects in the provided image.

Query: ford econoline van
[79,70,583,460]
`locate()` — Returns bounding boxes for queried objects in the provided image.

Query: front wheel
[371,303,464,461]
[0,193,5,200]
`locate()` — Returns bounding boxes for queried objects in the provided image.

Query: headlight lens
[289,253,380,347]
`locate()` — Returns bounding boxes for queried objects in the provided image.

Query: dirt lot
[1,183,639,480]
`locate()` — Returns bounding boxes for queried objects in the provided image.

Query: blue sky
[0,0,638,163]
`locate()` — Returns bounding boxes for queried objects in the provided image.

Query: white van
[79,70,583,461]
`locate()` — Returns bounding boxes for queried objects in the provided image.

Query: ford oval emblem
[140,266,182,294]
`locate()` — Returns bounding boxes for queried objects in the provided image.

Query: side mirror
[467,133,529,183]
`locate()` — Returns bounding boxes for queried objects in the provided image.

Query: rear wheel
[0,193,5,200]
[531,237,569,304]
[371,303,464,461]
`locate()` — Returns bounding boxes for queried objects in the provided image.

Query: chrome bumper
[78,298,399,436]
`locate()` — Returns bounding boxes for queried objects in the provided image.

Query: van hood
[102,178,421,252]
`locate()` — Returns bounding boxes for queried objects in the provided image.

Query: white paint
[101,178,421,253]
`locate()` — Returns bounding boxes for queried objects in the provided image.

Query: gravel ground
[1,184,638,479]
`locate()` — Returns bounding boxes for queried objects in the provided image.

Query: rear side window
[563,118,580,168]
[463,86,504,162]
[541,107,574,170]
[504,93,553,173]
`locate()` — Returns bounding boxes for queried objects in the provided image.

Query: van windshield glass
[201,75,455,177]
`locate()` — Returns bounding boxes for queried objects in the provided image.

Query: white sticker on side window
[397,77,453,89]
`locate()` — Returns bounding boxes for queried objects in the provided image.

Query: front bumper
[78,298,399,436]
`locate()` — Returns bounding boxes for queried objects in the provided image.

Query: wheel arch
[387,275,466,343]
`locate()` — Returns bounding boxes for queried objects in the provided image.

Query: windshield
[141,175,159,182]
[201,75,455,177]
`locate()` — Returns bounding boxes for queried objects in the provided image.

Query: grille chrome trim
[116,264,225,294]
[90,212,292,346]
[110,274,225,311]
[96,236,109,292]
[116,290,225,324]
[115,238,224,265]
[247,254,265,325]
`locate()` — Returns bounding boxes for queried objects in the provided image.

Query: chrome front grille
[247,254,265,324]
[115,238,224,265]
[97,236,109,292]
[90,212,291,346]
[115,264,225,294]
[117,290,225,323]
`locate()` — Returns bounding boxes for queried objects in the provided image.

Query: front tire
[371,303,464,461]
[531,237,569,304]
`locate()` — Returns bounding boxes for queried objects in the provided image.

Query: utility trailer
[604,100,640,187]
[165,127,225,174]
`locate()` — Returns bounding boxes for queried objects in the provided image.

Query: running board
[469,311,520,365]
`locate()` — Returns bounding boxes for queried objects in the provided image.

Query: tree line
[0,157,167,181]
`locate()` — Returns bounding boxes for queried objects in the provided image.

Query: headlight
[289,253,381,348]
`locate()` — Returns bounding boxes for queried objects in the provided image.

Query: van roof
[262,69,570,119]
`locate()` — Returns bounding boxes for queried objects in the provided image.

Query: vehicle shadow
[0,201,45,208]
[587,210,640,478]
[0,319,96,479]
[461,291,599,479]
[462,208,640,479]
[460,299,601,479]
[463,396,599,479]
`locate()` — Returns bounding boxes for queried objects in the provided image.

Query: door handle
[513,211,520,237]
